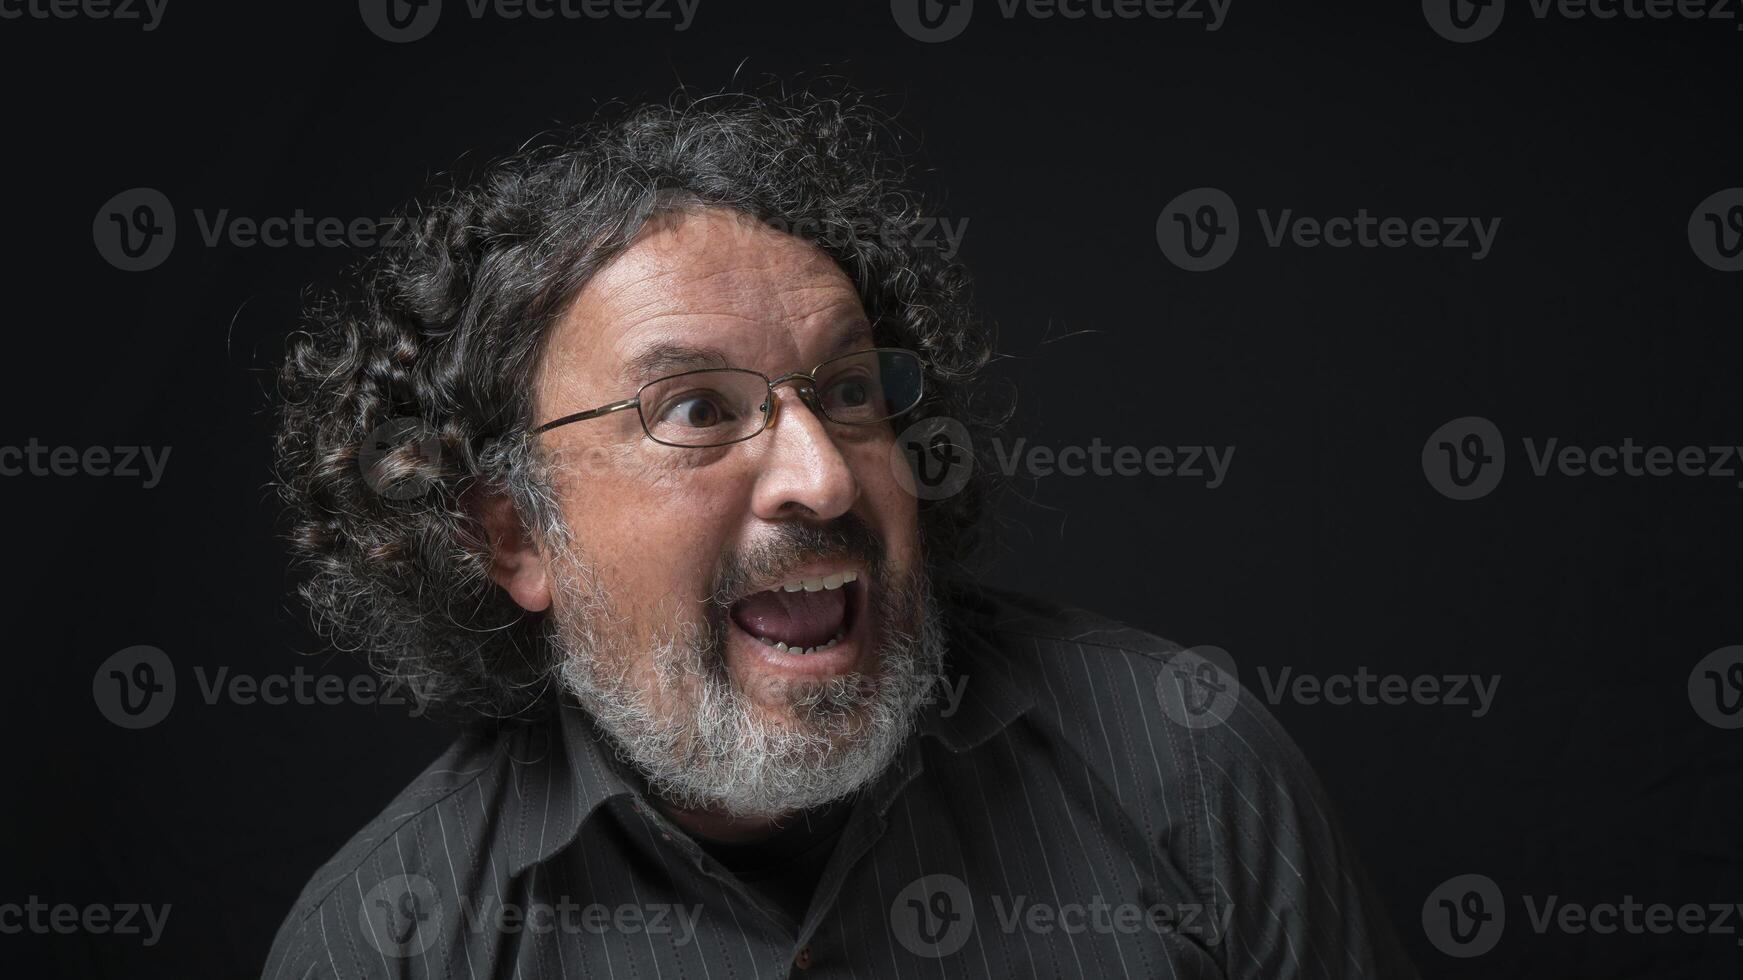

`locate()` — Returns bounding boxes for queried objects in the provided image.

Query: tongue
[731,587,848,648]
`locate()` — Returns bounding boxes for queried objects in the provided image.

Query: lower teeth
[757,632,845,656]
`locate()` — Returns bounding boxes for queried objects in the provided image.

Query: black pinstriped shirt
[262,585,1417,979]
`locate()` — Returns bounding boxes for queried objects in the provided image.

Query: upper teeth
[777,570,858,593]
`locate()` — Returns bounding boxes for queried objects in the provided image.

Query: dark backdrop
[2,1,1739,977]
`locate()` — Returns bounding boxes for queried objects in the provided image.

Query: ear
[475,491,552,613]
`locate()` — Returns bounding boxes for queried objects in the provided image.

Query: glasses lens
[814,349,923,425]
[637,369,770,447]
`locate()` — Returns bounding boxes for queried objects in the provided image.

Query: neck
[654,799,793,844]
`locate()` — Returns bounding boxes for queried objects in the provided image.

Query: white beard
[548,542,946,820]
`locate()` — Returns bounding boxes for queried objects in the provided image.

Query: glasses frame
[530,346,925,449]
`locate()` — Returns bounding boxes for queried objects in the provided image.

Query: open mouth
[728,572,861,655]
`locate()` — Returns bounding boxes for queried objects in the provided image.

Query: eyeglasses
[531,348,925,449]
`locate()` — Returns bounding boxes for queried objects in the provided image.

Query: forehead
[539,208,871,399]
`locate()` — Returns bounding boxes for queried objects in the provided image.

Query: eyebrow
[829,320,876,357]
[622,343,732,385]
[620,320,876,385]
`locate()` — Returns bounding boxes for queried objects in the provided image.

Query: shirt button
[794,945,813,970]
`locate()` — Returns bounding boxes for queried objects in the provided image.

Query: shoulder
[940,582,1417,978]
[943,579,1217,736]
[260,724,515,978]
[942,580,1319,795]
[940,581,1338,881]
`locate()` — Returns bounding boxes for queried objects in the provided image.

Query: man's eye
[825,376,871,408]
[659,393,732,428]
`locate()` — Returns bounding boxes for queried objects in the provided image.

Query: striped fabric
[263,584,1416,979]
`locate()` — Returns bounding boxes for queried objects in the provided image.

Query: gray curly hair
[274,87,1000,721]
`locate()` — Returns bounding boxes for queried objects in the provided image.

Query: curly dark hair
[274,86,1001,720]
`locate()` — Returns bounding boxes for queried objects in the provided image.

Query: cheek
[843,437,922,558]
[555,451,749,604]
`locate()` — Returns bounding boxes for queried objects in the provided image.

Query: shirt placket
[623,736,929,977]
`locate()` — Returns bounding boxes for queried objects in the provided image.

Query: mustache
[709,514,887,607]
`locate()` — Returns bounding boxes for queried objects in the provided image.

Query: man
[264,89,1416,978]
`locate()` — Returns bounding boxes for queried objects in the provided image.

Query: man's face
[517,207,938,818]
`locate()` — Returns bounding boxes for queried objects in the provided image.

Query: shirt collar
[503,699,637,876]
[505,594,1035,876]
[915,600,1036,751]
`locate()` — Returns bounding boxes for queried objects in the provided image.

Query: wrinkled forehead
[536,209,874,409]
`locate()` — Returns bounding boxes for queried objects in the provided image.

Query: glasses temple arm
[530,398,640,434]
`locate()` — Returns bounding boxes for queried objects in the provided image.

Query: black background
[2,0,1740,977]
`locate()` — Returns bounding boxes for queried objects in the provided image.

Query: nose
[748,379,860,523]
